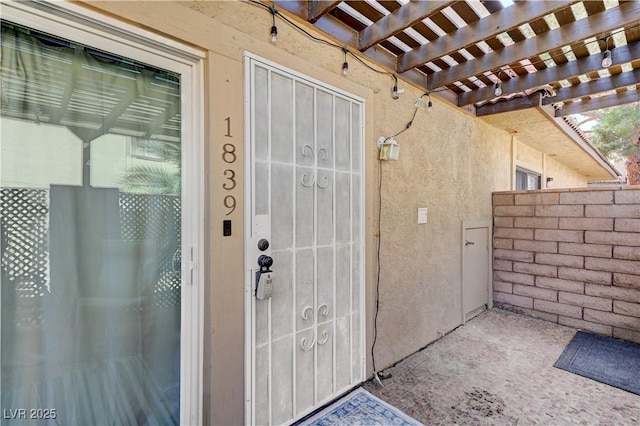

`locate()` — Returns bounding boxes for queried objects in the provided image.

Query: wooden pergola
[273,0,640,118]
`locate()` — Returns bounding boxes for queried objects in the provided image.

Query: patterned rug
[296,387,423,426]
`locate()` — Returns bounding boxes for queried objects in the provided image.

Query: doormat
[554,331,640,395]
[295,387,423,426]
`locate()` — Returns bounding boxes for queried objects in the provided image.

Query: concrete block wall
[492,187,640,343]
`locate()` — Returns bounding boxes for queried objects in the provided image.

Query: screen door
[245,55,365,425]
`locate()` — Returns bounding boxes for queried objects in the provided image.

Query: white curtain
[1,23,181,425]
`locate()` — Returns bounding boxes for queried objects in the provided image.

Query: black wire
[372,158,383,374]
[247,0,397,85]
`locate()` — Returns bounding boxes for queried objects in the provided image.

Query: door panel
[463,226,490,320]
[296,168,315,246]
[246,57,365,425]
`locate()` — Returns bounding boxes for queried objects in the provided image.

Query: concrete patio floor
[363,308,640,425]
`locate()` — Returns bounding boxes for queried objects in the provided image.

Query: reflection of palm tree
[117,140,182,299]
[120,141,181,194]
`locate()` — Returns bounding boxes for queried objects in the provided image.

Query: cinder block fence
[492,187,640,343]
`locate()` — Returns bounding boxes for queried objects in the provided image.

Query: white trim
[243,54,255,426]
[3,0,204,64]
[1,2,205,424]
[180,56,206,426]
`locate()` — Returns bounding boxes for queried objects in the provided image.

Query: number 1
[225,116,232,137]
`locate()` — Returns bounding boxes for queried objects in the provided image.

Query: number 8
[223,144,236,163]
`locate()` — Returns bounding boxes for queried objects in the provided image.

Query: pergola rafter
[273,0,640,116]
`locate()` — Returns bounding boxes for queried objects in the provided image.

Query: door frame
[243,52,366,425]
[460,220,493,324]
[0,2,206,423]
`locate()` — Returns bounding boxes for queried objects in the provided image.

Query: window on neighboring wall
[516,168,541,190]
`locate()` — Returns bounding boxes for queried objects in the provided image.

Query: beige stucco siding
[512,137,589,189]
[71,1,602,424]
[544,154,591,189]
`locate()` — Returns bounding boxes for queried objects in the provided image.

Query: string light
[392,75,400,99]
[601,36,612,68]
[251,1,637,99]
[269,6,278,43]
[414,92,434,111]
[494,81,503,97]
[342,47,349,76]
[252,1,402,98]
[391,75,405,99]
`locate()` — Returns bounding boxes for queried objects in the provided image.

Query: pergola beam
[86,82,138,142]
[543,68,640,105]
[475,93,542,117]
[427,0,640,91]
[458,40,640,106]
[358,1,453,52]
[308,1,341,24]
[398,0,573,73]
[145,100,180,138]
[272,2,464,110]
[555,88,640,116]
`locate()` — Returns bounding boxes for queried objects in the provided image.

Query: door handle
[465,240,475,246]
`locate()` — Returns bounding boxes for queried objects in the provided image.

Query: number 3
[223,169,236,190]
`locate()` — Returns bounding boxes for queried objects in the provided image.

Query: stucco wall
[76,1,606,424]
[493,187,640,343]
[512,137,589,190]
[543,153,591,189]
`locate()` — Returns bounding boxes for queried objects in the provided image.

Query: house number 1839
[222,117,236,216]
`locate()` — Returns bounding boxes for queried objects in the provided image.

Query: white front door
[245,55,365,425]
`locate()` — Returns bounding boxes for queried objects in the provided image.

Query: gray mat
[554,331,640,395]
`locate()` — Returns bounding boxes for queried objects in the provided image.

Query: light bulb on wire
[601,36,612,68]
[270,7,278,44]
[341,47,349,76]
[601,50,612,67]
[494,81,503,97]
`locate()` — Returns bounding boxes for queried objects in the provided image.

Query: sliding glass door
[0,8,202,423]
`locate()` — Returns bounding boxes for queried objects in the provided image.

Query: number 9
[224,195,236,215]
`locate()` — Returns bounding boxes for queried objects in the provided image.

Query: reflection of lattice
[154,234,181,308]
[119,194,176,245]
[154,279,181,309]
[119,193,182,308]
[0,189,50,328]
